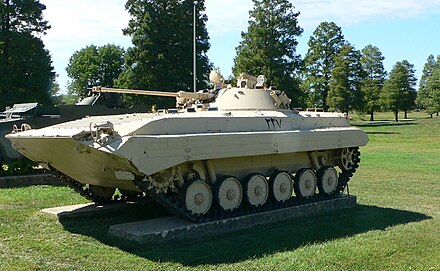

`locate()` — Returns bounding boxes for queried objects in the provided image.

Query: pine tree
[400,60,417,119]
[304,22,345,111]
[360,45,386,121]
[232,0,304,107]
[423,56,440,116]
[416,55,436,116]
[0,0,54,109]
[381,60,417,122]
[328,43,364,115]
[117,0,211,109]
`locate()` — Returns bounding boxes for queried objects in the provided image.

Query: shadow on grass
[366,131,400,135]
[352,122,418,127]
[59,203,430,266]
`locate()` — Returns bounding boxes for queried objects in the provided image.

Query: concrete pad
[109,195,357,244]
[40,202,136,219]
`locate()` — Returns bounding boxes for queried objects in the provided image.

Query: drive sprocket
[147,167,179,193]
[337,147,361,192]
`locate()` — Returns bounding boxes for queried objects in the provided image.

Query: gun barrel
[92,87,213,100]
[92,87,179,98]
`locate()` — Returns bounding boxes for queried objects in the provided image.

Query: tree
[360,45,386,121]
[0,0,54,109]
[232,0,304,107]
[381,60,417,122]
[66,44,125,99]
[400,60,417,119]
[49,80,62,105]
[117,0,211,109]
[328,43,364,115]
[425,62,440,116]
[303,22,345,111]
[416,55,438,116]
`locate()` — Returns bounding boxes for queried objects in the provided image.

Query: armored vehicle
[1,103,41,163]
[0,93,146,164]
[6,72,368,222]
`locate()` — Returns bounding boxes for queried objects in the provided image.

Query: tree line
[1,0,439,122]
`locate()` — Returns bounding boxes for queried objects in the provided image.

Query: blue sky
[39,0,440,92]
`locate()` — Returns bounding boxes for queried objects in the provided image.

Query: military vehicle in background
[7,71,368,222]
[0,93,147,164]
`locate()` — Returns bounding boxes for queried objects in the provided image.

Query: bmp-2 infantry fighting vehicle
[6,72,368,222]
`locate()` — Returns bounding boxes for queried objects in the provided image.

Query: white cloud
[205,0,440,34]
[41,0,131,48]
[295,0,440,29]
[40,0,132,89]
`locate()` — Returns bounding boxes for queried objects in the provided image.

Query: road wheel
[317,167,338,194]
[294,169,317,198]
[269,171,293,203]
[214,176,243,212]
[244,173,269,207]
[183,179,212,215]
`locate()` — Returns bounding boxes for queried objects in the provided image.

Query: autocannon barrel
[92,87,214,101]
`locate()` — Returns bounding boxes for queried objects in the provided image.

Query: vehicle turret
[92,72,292,111]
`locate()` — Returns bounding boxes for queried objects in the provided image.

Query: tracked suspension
[133,147,361,223]
[49,147,360,223]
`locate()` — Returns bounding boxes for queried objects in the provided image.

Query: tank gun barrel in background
[92,87,214,101]
[92,87,179,98]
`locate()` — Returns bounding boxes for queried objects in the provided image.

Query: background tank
[6,72,368,222]
[0,93,147,164]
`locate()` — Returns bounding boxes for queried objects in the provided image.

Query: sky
[39,0,440,92]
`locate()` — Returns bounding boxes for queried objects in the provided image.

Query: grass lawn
[1,112,439,271]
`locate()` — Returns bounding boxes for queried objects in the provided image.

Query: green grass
[1,114,440,270]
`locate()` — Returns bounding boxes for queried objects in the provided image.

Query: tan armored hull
[9,111,366,181]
